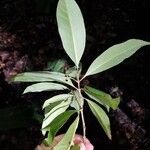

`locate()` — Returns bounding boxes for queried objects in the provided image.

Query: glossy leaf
[23,82,68,94]
[57,0,86,67]
[42,100,71,129]
[43,110,77,145]
[54,115,79,150]
[84,86,120,110]
[43,94,73,109]
[87,100,111,139]
[84,39,150,77]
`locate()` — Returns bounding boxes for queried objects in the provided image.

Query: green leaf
[85,91,110,111]
[73,90,84,108]
[84,86,120,110]
[11,71,75,88]
[54,115,79,150]
[70,96,80,110]
[84,39,150,77]
[10,72,54,82]
[57,0,86,68]
[23,82,68,94]
[43,94,73,109]
[87,100,111,139]
[43,72,75,88]
[43,110,77,145]
[66,66,78,78]
[46,59,66,72]
[70,145,80,150]
[53,60,66,72]
[44,100,70,119]
[44,102,62,115]
[42,100,71,129]
[66,64,82,78]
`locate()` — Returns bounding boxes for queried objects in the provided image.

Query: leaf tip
[42,104,46,109]
[23,89,28,94]
[108,134,112,140]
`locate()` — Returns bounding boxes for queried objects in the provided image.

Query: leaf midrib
[86,44,142,76]
[64,0,78,67]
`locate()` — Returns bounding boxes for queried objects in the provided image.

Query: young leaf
[43,94,73,109]
[86,100,111,139]
[53,115,79,150]
[42,100,71,129]
[23,82,68,94]
[84,86,120,110]
[43,110,77,145]
[57,0,86,68]
[84,39,150,77]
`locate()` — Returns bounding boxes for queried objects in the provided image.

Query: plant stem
[76,69,86,142]
[81,108,86,141]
